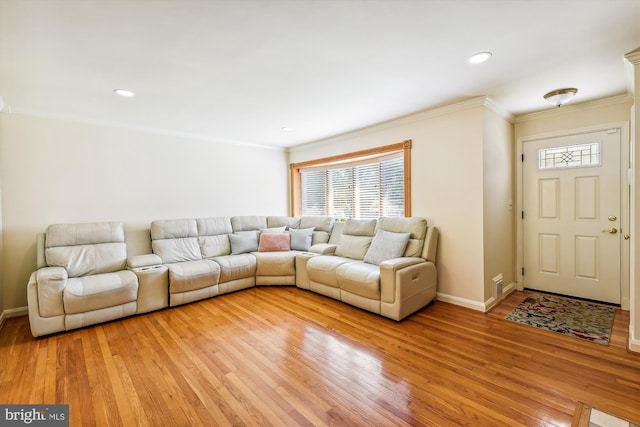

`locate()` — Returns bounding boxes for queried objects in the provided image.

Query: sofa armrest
[309,243,337,255]
[35,266,68,317]
[379,257,427,303]
[127,254,163,269]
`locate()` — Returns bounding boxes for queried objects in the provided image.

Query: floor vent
[492,274,504,298]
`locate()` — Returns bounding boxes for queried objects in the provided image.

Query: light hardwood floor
[1,288,638,426]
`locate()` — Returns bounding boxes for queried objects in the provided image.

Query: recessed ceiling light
[467,52,492,64]
[281,127,294,132]
[114,89,135,97]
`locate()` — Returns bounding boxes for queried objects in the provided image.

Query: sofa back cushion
[328,221,345,244]
[375,217,428,257]
[197,217,233,258]
[45,222,127,277]
[231,216,268,232]
[334,219,376,260]
[151,219,202,264]
[267,216,301,230]
[299,216,334,245]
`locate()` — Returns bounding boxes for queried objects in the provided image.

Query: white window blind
[300,153,404,219]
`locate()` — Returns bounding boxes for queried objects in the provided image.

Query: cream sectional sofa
[27,215,438,337]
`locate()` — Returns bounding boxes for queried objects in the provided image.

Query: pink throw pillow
[258,233,291,252]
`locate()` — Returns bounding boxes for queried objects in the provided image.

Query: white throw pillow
[289,227,314,251]
[229,231,259,254]
[363,229,411,265]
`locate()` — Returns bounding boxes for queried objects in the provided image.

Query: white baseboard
[629,329,640,353]
[436,292,485,311]
[484,282,517,311]
[437,282,517,313]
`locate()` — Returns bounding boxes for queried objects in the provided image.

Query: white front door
[523,129,621,304]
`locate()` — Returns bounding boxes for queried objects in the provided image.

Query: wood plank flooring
[1,288,639,426]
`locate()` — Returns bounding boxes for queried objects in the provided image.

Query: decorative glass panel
[538,142,601,170]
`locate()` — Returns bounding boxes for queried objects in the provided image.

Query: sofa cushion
[199,234,231,258]
[151,219,202,263]
[258,233,291,252]
[306,255,353,288]
[153,238,202,263]
[300,216,334,244]
[197,217,233,258]
[328,222,345,244]
[151,218,197,239]
[289,228,314,251]
[166,260,220,293]
[267,216,301,229]
[45,222,128,277]
[260,226,287,234]
[46,243,128,277]
[211,254,256,282]
[229,231,259,254]
[376,217,428,257]
[334,235,373,260]
[63,270,138,314]
[231,216,267,232]
[46,222,125,247]
[254,252,296,277]
[363,229,411,265]
[197,217,233,235]
[343,219,377,236]
[337,262,381,300]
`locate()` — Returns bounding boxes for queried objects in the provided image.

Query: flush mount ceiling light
[280,127,294,132]
[543,88,578,107]
[467,52,492,64]
[114,88,135,97]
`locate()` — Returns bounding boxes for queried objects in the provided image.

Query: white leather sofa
[299,217,438,321]
[27,216,438,337]
[27,222,142,337]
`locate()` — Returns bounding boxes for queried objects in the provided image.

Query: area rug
[505,293,615,345]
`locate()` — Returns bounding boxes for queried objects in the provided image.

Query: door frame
[515,122,631,309]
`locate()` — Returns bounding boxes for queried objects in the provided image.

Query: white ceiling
[1,0,639,149]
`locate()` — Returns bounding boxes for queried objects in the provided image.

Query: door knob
[602,227,618,234]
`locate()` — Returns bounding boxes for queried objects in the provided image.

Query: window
[290,140,411,219]
[538,142,601,170]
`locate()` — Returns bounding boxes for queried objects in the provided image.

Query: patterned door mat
[505,293,615,345]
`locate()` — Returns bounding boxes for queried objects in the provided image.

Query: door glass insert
[538,142,601,170]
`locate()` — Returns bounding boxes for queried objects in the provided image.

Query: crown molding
[1,107,286,152]
[624,47,640,65]
[483,97,515,123]
[513,93,634,124]
[289,97,490,153]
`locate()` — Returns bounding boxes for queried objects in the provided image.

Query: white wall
[624,46,639,352]
[0,113,289,310]
[483,107,515,303]
[289,98,492,307]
